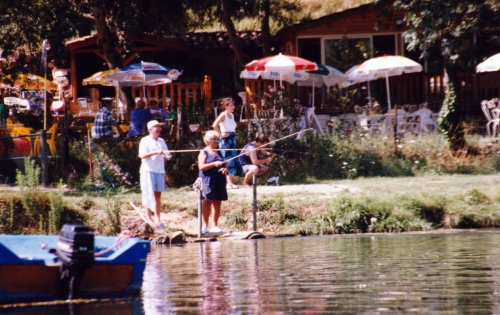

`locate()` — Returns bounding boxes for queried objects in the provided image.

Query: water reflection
[10,232,500,314]
[142,232,500,314]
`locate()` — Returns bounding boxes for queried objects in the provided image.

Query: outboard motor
[56,224,95,299]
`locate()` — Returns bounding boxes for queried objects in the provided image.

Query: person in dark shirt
[128,99,152,138]
[198,130,228,234]
[238,134,276,187]
[92,99,120,139]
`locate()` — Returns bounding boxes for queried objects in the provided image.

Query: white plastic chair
[481,99,500,137]
[4,97,21,106]
[411,108,438,135]
[77,97,93,117]
[18,99,30,112]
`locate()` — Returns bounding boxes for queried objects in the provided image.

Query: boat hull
[0,235,150,304]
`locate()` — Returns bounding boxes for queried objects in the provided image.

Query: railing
[131,75,212,111]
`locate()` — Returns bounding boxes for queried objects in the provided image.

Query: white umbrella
[345,55,423,112]
[477,53,500,72]
[345,64,378,109]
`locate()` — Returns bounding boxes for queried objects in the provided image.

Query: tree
[389,0,500,151]
[0,0,80,67]
[217,0,301,68]
[0,0,217,113]
[73,0,217,113]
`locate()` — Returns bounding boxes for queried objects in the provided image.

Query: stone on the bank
[170,231,187,244]
[152,235,170,245]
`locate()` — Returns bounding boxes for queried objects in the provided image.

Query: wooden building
[65,31,266,116]
[267,3,498,116]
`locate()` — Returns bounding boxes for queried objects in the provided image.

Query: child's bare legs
[243,165,268,185]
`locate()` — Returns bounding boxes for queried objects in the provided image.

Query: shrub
[16,158,48,217]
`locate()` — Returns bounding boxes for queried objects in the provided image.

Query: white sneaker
[210,226,222,233]
[201,226,209,235]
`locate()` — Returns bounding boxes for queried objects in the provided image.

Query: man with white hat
[138,120,172,228]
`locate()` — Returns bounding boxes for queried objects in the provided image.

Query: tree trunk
[92,7,134,117]
[437,66,467,152]
[220,0,248,68]
[260,0,272,56]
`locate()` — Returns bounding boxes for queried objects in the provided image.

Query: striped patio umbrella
[82,69,119,86]
[12,74,58,91]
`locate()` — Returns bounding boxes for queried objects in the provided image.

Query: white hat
[147,120,163,130]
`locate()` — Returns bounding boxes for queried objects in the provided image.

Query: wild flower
[95,151,134,187]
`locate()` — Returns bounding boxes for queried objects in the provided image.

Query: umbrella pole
[367,81,372,111]
[385,71,391,113]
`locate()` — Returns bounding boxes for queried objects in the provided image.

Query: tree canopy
[386,0,500,149]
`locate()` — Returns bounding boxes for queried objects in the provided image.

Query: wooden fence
[131,75,213,112]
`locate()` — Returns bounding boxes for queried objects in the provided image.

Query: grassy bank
[1,173,500,238]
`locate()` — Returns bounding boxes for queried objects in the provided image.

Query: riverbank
[1,173,499,239]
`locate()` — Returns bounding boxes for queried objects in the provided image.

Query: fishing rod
[166,128,313,155]
[222,128,314,164]
[167,148,254,153]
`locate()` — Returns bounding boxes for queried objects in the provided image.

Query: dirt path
[227,183,361,195]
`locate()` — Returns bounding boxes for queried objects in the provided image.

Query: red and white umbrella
[245,53,317,72]
[244,53,317,87]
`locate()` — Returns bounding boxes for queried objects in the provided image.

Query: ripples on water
[7,231,500,314]
[142,231,500,315]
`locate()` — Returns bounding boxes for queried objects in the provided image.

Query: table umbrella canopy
[296,63,346,87]
[240,69,308,83]
[245,53,317,72]
[105,61,182,87]
[9,74,58,91]
[476,53,500,72]
[82,69,119,86]
[345,55,423,112]
[344,64,376,86]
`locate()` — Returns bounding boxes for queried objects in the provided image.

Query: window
[324,37,371,71]
[297,38,321,63]
[372,35,396,56]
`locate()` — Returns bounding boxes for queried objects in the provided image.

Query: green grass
[2,173,500,237]
[4,131,500,237]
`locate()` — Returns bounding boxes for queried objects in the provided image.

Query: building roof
[274,3,401,41]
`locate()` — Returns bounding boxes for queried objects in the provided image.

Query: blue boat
[0,225,150,304]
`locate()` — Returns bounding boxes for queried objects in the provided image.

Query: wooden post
[252,174,257,232]
[176,106,182,141]
[198,189,203,238]
[87,123,94,180]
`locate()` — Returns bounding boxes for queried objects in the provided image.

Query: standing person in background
[128,99,152,138]
[212,97,239,189]
[0,96,6,127]
[198,130,228,234]
[138,120,172,228]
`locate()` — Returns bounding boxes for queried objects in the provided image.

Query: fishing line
[222,128,314,164]
[270,148,383,164]
[167,129,313,154]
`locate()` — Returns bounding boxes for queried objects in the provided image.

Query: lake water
[6,231,500,314]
